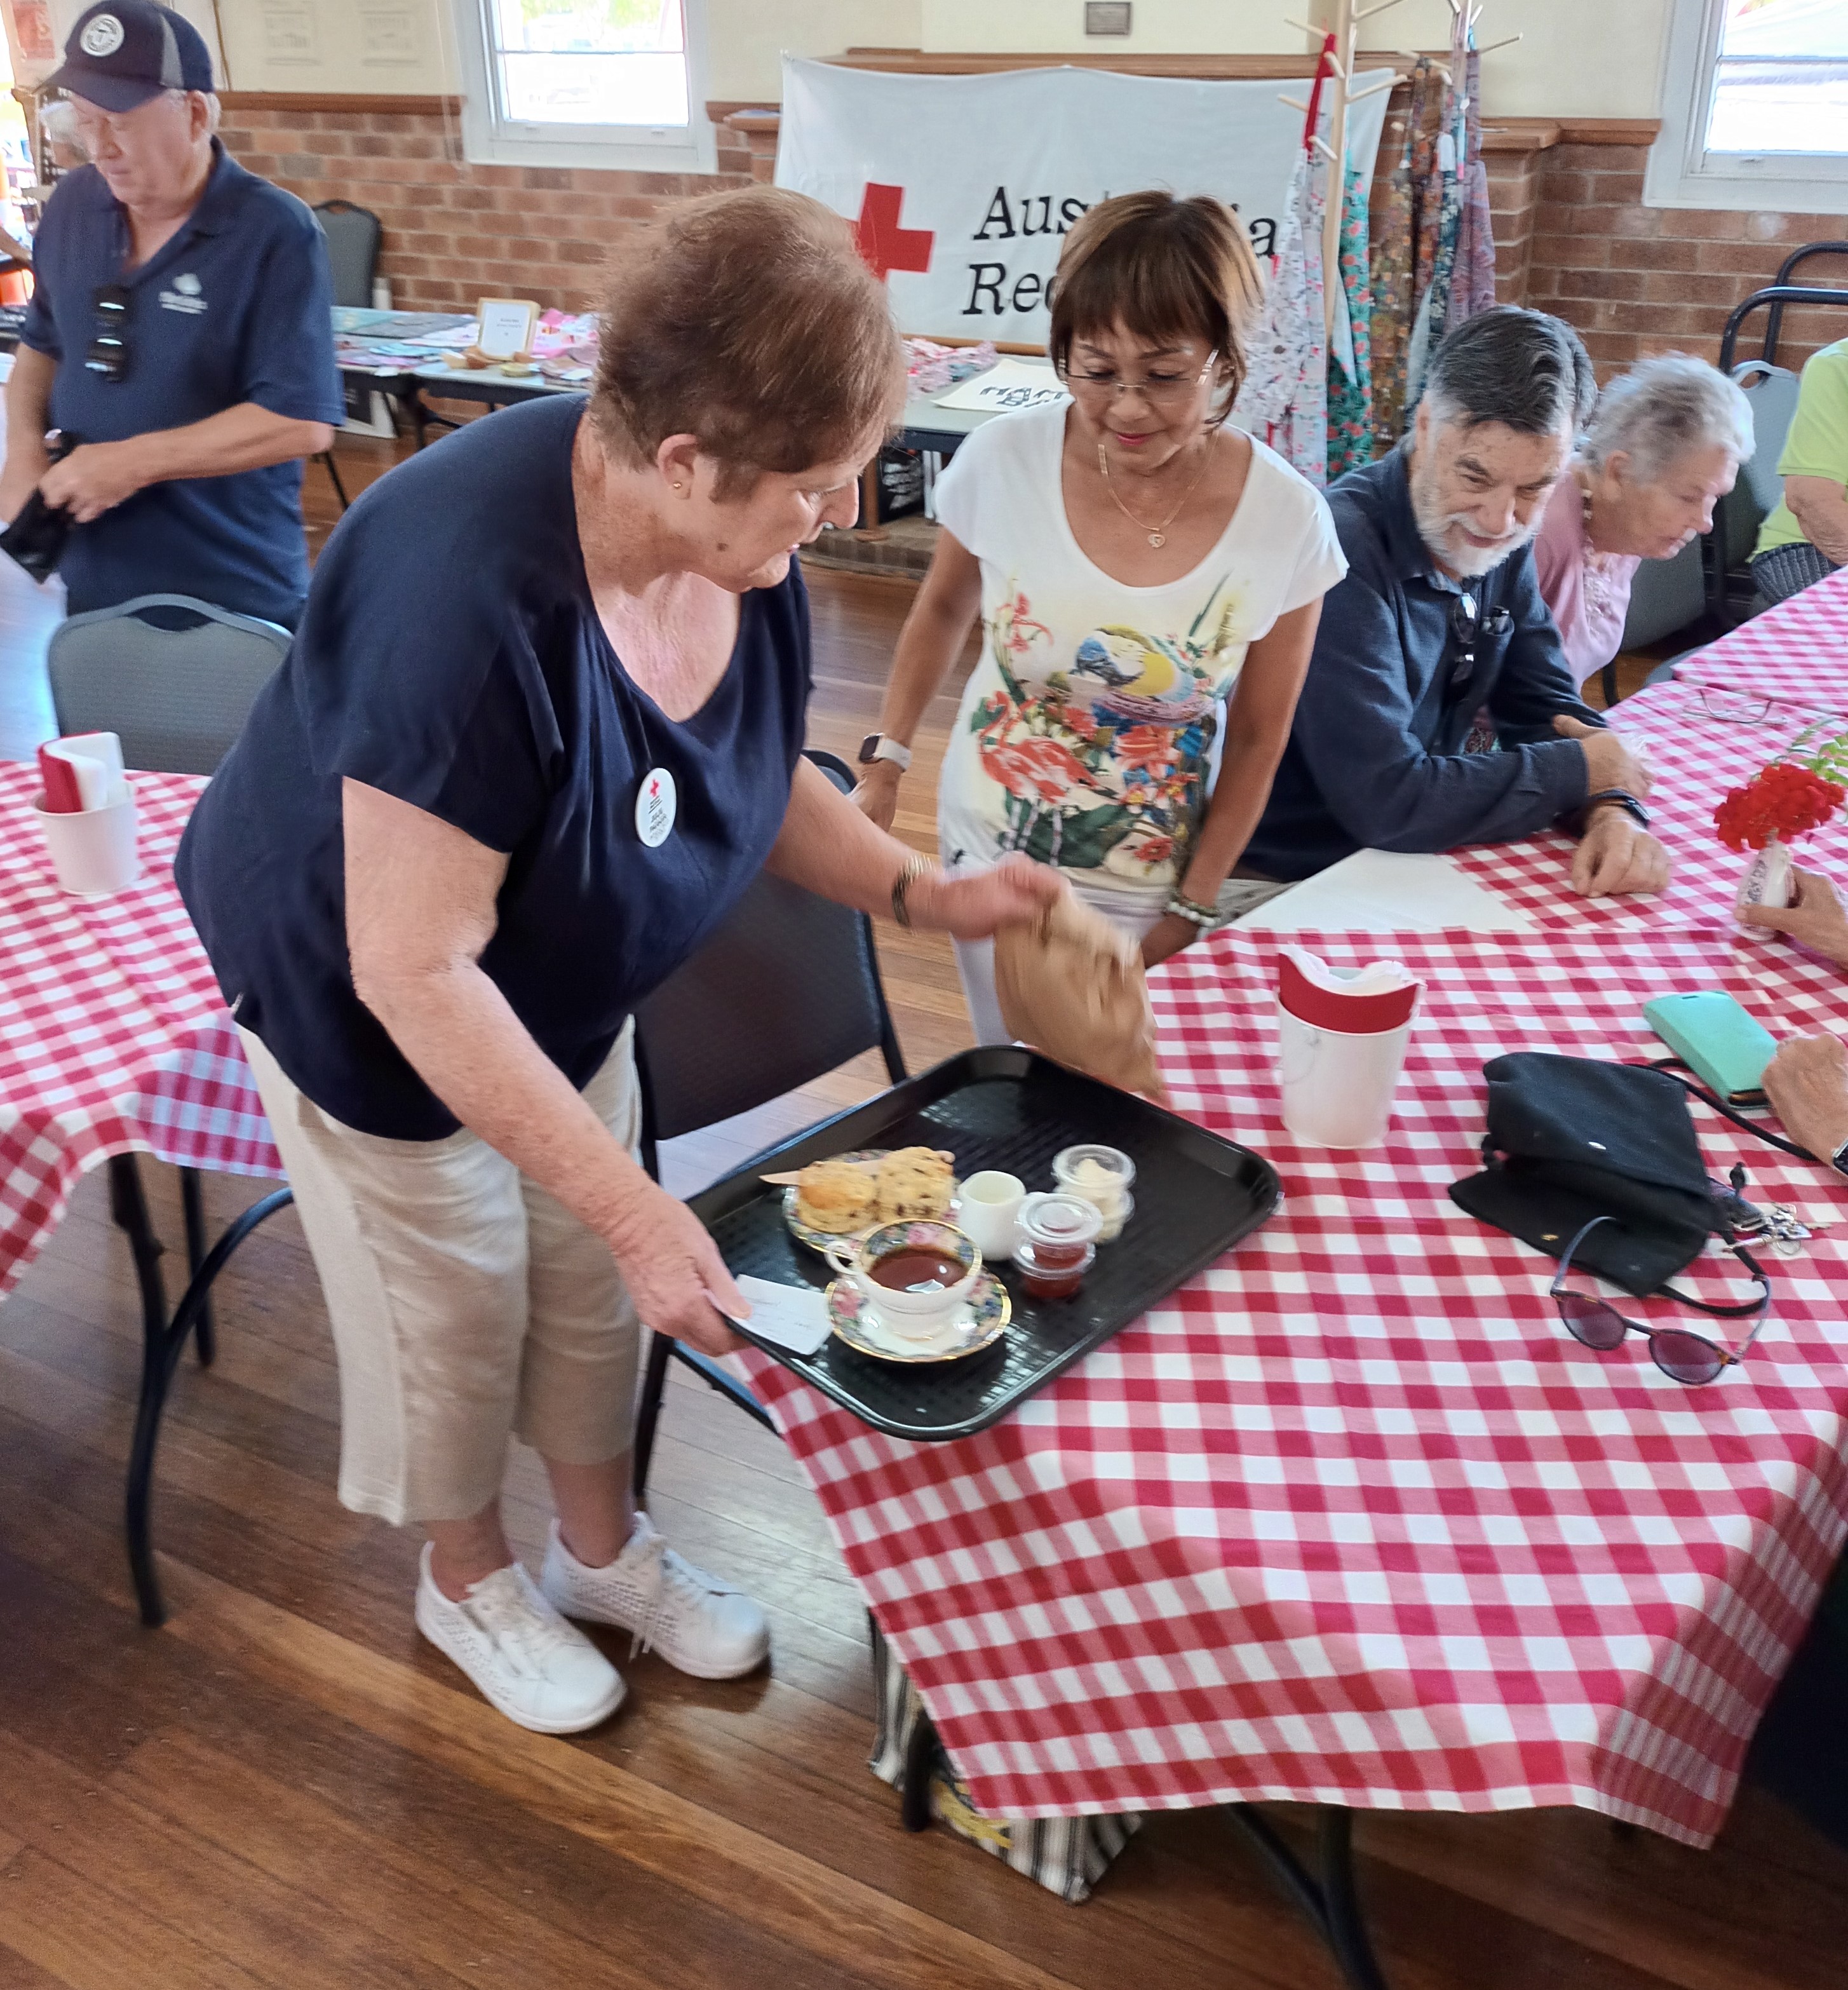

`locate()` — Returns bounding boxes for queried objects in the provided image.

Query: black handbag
[0,431,81,583]
[1449,1052,1750,1299]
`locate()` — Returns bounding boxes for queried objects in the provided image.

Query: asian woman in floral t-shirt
[858,191,1346,1042]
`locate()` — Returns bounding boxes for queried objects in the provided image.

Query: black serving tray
[689,1046,1279,1442]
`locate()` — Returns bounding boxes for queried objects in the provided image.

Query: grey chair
[627,749,908,1496]
[1709,359,1804,628]
[48,592,296,1462]
[48,592,291,777]
[312,200,384,513]
[313,199,382,310]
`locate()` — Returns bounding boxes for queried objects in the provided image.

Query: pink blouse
[1532,474,1640,688]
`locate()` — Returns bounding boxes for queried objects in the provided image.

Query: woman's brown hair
[1048,191,1264,422]
[591,186,906,492]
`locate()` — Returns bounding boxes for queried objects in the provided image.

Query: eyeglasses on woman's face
[1058,346,1220,407]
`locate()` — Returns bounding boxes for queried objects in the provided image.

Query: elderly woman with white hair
[1532,353,1753,689]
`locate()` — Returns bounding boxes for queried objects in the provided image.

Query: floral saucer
[825,1268,1011,1364]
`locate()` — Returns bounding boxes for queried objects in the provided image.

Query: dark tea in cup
[869,1247,966,1294]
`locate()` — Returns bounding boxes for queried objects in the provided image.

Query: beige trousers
[239,1023,643,1526]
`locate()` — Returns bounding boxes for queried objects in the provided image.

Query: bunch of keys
[1713,1163,1828,1258]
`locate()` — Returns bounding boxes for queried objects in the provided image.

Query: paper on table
[934,357,1070,413]
[730,1273,831,1356]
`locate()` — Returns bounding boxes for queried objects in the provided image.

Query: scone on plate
[874,1146,955,1223]
[795,1158,878,1235]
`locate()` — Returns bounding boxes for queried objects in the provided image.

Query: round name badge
[635,766,677,848]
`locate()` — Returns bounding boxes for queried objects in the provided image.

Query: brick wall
[222,97,1845,384]
[1525,143,1848,380]
[217,100,778,316]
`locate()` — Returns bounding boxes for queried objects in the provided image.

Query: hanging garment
[1232,151,1328,485]
[1449,48,1497,324]
[1368,85,1416,451]
[1407,60,1444,325]
[1326,163,1374,478]
[1405,98,1462,408]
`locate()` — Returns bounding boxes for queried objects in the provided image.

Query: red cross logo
[854,183,933,283]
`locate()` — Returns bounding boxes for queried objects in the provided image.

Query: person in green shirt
[1752,337,1848,604]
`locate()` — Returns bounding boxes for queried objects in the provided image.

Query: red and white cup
[1276,950,1421,1149]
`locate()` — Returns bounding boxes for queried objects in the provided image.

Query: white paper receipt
[731,1275,831,1356]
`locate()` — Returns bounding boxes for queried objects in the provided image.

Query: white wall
[2,0,1674,116]
[921,0,1677,119]
[208,0,918,100]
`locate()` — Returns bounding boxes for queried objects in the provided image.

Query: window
[1647,0,1848,209]
[454,0,716,173]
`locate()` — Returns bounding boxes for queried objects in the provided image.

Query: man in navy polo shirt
[0,2,342,628]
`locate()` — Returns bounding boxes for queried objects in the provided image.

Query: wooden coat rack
[1278,0,1522,335]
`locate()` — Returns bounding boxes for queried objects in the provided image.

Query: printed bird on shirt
[1068,626,1213,727]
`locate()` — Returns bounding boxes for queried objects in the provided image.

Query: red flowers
[1714,760,1846,852]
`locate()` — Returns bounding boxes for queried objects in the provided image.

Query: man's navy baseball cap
[48,2,214,113]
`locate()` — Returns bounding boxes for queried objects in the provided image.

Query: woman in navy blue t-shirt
[179,187,1056,1737]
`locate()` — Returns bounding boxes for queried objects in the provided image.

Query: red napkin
[37,733,125,813]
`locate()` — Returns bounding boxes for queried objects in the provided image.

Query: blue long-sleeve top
[1241,447,1605,882]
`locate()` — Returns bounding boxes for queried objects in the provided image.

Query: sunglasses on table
[85,283,130,383]
[1689,684,1845,729]
[1549,1215,1771,1386]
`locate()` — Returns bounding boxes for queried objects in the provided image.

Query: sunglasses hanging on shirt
[85,284,131,384]
[1443,592,1514,701]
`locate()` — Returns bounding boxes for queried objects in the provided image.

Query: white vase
[1736,836,1793,922]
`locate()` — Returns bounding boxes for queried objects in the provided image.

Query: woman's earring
[671,480,685,491]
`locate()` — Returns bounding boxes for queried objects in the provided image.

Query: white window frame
[1645,0,1848,210]
[450,0,718,175]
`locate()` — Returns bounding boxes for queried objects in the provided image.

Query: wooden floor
[2,428,1846,1988]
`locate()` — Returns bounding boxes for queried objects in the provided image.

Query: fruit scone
[873,1146,955,1223]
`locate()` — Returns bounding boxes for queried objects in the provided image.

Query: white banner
[775,57,1391,346]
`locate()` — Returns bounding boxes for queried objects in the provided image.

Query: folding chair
[628,750,908,1494]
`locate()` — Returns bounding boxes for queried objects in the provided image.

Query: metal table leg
[180,1167,214,1368]
[1224,1802,1393,1990]
[108,1156,294,1626]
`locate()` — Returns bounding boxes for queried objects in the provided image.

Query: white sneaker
[540,1513,771,1681]
[414,1543,626,1734]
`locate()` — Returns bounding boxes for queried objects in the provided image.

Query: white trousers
[239,1022,643,1526]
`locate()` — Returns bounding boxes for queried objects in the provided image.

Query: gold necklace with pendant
[1097,437,1213,549]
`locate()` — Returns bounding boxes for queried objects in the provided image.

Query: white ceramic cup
[32,786,140,898]
[954,1170,1026,1259]
[823,1219,983,1339]
[1276,1001,1413,1149]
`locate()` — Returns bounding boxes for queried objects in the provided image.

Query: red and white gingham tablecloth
[0,762,281,1300]
[1448,674,1848,930]
[736,917,1848,1844]
[1671,564,1848,708]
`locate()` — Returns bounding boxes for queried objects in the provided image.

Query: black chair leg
[180,1167,214,1367]
[320,449,351,513]
[1600,661,1621,708]
[631,1329,674,1499]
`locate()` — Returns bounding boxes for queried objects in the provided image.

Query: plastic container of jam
[1014,1193,1103,1299]
[1052,1144,1137,1241]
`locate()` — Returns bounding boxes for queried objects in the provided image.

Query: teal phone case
[1642,991,1777,1102]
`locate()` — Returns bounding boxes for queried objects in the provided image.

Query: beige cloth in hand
[994,888,1168,1101]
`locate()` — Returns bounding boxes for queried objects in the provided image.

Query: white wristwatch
[858,733,913,774]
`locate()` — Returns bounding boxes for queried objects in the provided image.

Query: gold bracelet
[891,853,933,928]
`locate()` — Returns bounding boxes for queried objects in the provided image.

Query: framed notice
[475,297,539,360]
